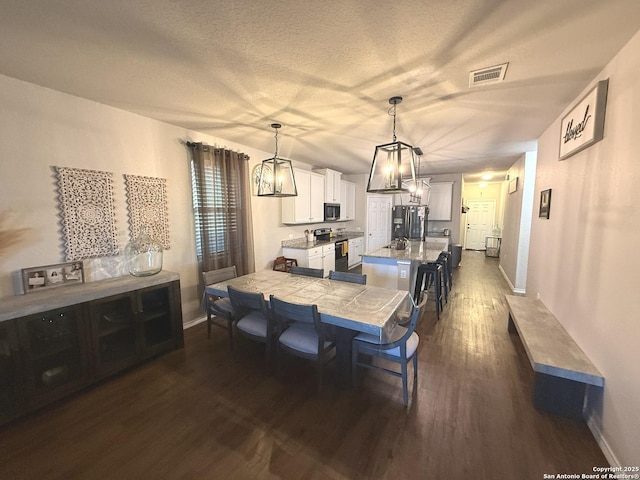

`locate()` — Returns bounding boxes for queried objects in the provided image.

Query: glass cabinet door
[17,306,90,408]
[0,320,23,423]
[138,285,175,358]
[90,293,138,377]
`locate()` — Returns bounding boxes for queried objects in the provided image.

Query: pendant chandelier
[408,147,431,204]
[366,96,417,194]
[257,123,298,197]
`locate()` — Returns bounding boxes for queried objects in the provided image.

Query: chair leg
[413,352,418,379]
[351,345,358,388]
[207,312,212,339]
[434,274,441,321]
[401,359,409,406]
[316,361,323,392]
[227,318,234,350]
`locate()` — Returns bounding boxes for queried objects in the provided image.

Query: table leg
[333,326,358,388]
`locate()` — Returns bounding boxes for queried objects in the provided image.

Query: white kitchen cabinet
[307,248,324,270]
[314,168,342,204]
[428,182,454,221]
[282,170,325,224]
[282,244,334,277]
[321,243,335,274]
[340,180,356,221]
[348,237,364,267]
[392,177,431,207]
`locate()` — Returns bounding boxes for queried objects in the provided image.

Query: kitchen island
[361,240,447,293]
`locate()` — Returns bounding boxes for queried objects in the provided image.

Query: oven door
[335,241,349,272]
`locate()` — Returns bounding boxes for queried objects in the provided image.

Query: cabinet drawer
[322,243,335,253]
[307,247,322,257]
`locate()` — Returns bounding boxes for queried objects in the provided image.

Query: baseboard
[183,315,206,330]
[586,413,619,467]
[498,264,525,294]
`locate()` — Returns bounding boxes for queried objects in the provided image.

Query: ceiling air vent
[469,63,509,88]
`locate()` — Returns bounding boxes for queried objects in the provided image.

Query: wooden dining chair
[328,270,367,284]
[202,266,237,347]
[269,295,336,391]
[272,256,298,273]
[227,285,274,361]
[289,265,324,278]
[351,296,427,406]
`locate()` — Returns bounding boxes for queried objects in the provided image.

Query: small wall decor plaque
[539,189,552,219]
[559,79,608,160]
[22,261,84,294]
[508,177,518,194]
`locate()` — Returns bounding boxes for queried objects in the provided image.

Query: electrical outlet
[400,270,407,278]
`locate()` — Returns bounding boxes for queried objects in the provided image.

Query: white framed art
[559,79,608,160]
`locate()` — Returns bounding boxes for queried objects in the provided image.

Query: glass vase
[125,229,163,277]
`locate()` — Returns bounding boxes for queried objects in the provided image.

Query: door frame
[365,194,392,252]
[464,199,496,250]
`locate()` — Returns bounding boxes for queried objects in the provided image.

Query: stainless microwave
[324,203,340,221]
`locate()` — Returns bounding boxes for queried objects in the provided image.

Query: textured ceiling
[1,0,639,182]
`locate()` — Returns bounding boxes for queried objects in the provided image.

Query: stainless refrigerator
[392,206,428,240]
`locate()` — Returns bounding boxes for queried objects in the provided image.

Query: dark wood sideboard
[0,271,183,425]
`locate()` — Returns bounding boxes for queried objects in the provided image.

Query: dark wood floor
[0,251,606,479]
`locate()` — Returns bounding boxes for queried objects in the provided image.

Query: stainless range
[314,228,348,272]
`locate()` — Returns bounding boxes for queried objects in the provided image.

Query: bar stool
[439,250,453,290]
[414,263,444,320]
[435,254,449,304]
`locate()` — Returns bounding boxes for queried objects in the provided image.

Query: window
[188,143,255,276]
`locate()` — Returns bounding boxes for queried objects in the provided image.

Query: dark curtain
[188,142,255,277]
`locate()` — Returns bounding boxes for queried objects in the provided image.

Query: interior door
[366,195,392,252]
[465,200,496,250]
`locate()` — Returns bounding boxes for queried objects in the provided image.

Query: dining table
[205,269,412,387]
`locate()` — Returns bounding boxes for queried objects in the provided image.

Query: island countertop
[362,240,446,264]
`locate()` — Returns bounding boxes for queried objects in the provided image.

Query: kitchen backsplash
[281,230,363,247]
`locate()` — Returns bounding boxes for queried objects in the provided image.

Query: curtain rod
[183,139,249,159]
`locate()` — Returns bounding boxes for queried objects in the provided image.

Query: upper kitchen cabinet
[341,180,356,221]
[428,182,454,221]
[314,168,342,204]
[282,169,325,224]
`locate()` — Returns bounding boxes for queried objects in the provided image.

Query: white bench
[505,295,604,420]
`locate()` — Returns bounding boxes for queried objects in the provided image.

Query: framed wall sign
[508,177,518,194]
[539,189,552,219]
[559,79,608,160]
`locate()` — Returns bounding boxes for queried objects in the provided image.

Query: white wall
[526,31,640,465]
[0,74,362,322]
[0,74,292,322]
[500,151,536,293]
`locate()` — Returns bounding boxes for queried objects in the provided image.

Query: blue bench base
[533,372,587,420]
[508,312,596,421]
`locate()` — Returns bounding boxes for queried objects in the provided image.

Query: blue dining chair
[351,296,427,406]
[227,285,274,361]
[269,295,336,391]
[202,266,237,348]
[328,270,367,284]
[289,265,324,278]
